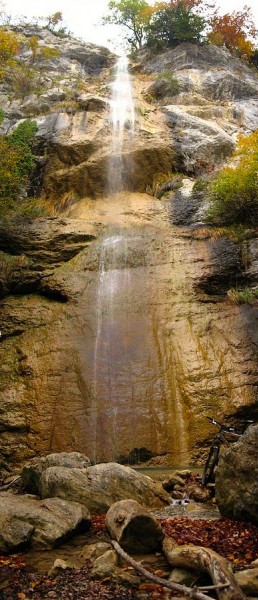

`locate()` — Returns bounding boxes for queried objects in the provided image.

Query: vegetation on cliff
[104,0,258,60]
[0,118,51,219]
[208,130,258,226]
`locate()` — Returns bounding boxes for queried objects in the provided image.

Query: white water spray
[91,55,135,462]
[109,54,135,194]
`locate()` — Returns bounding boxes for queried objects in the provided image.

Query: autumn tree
[102,0,152,49]
[207,7,257,59]
[208,130,258,224]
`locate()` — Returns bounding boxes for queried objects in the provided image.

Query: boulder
[215,425,258,524]
[235,568,258,596]
[22,459,170,513]
[0,492,91,554]
[22,452,91,495]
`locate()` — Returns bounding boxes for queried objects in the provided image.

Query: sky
[2,0,258,51]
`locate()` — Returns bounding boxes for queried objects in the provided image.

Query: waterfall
[91,55,135,463]
[89,55,189,466]
[108,54,135,194]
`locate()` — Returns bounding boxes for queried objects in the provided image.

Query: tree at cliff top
[146,0,208,48]
[102,0,152,49]
[208,131,258,225]
[207,7,258,59]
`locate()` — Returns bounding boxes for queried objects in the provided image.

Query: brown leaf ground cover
[0,515,257,599]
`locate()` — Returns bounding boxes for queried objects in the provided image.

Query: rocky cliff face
[0,31,257,472]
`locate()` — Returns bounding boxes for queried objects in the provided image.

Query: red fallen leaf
[139,583,162,590]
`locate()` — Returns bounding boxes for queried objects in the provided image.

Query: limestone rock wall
[0,193,257,470]
[0,35,257,472]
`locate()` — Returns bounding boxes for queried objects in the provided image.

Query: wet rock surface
[0,193,257,467]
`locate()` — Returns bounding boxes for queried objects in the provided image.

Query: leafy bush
[9,120,38,178]
[207,131,258,225]
[0,28,20,78]
[0,119,38,216]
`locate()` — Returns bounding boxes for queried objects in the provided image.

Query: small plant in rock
[51,99,78,114]
[7,64,40,96]
[227,286,258,305]
[157,70,180,96]
[27,35,60,64]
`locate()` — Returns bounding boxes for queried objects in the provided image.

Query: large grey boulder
[215,425,258,524]
[0,492,91,554]
[22,452,91,495]
[22,458,170,513]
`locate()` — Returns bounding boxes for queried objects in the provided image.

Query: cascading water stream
[91,55,135,463]
[89,53,189,466]
[108,54,135,194]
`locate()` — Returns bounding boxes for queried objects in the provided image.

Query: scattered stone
[169,567,199,586]
[22,452,91,495]
[80,541,112,562]
[163,474,186,491]
[48,558,74,577]
[236,568,258,596]
[91,549,119,579]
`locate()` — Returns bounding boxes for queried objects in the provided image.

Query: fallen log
[106,499,164,554]
[163,537,246,600]
[111,538,219,600]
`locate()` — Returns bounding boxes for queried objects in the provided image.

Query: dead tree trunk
[106,499,164,554]
[163,537,246,600]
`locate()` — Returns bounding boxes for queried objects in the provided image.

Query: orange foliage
[208,7,257,57]
[0,28,20,66]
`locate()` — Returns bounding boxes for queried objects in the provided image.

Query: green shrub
[207,131,258,225]
[0,119,38,217]
[157,70,180,96]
